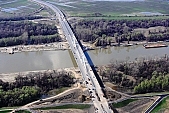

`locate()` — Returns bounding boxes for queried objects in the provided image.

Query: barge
[143,43,168,49]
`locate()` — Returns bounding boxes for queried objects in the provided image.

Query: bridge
[31,0,113,113]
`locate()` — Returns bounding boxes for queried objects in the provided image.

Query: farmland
[0,0,41,17]
[41,0,169,17]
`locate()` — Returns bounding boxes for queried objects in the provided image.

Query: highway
[31,0,113,113]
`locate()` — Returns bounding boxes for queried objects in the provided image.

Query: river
[0,45,168,73]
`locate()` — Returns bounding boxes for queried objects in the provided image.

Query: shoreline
[0,67,81,83]
[0,40,167,54]
[0,42,70,54]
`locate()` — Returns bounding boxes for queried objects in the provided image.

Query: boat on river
[143,43,168,49]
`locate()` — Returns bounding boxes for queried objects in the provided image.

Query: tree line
[100,56,169,92]
[0,21,60,47]
[0,34,61,47]
[0,86,40,107]
[0,21,57,39]
[70,19,169,46]
[0,15,43,21]
[0,71,74,107]
[134,74,169,94]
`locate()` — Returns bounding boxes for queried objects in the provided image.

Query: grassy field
[0,0,41,16]
[44,0,169,17]
[112,99,138,108]
[37,104,91,110]
[151,96,169,113]
[1,0,168,19]
[84,15,169,20]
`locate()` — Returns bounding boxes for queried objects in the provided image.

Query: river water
[0,45,168,73]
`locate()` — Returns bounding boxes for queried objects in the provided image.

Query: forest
[0,21,60,47]
[70,19,169,46]
[100,55,169,93]
[0,71,74,107]
[134,74,169,94]
[0,16,43,21]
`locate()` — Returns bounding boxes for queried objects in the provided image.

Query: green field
[37,104,91,110]
[43,0,169,17]
[1,0,169,19]
[84,15,169,20]
[0,0,41,16]
[112,99,138,108]
[151,96,169,113]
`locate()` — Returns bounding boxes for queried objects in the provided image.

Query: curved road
[31,0,113,113]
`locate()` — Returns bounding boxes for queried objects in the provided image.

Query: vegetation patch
[53,0,169,16]
[0,71,74,107]
[70,19,169,47]
[37,104,91,110]
[86,16,169,20]
[99,56,169,93]
[134,75,169,94]
[151,96,169,113]
[0,0,41,15]
[0,110,12,113]
[112,99,138,108]
[0,21,61,47]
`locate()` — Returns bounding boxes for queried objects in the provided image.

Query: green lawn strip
[151,96,169,113]
[37,104,91,110]
[0,110,12,113]
[112,99,138,108]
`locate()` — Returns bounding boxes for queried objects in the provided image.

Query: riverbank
[0,67,81,83]
[1,40,167,54]
[0,42,70,54]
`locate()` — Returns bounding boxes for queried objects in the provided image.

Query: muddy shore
[0,40,150,54]
[0,42,70,54]
[0,67,81,83]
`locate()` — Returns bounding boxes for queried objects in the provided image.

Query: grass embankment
[151,96,169,113]
[37,104,91,110]
[112,99,138,108]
